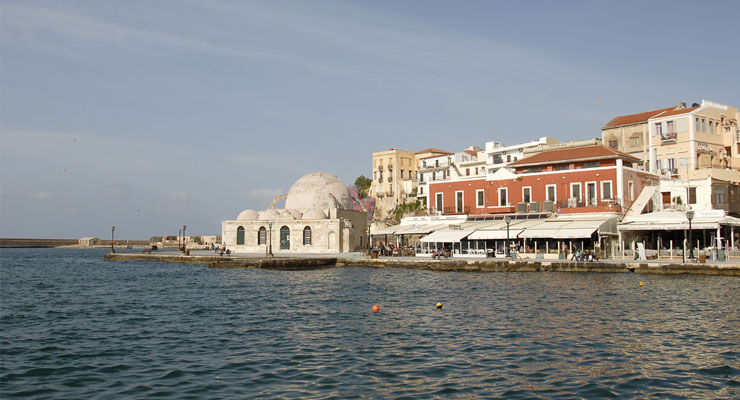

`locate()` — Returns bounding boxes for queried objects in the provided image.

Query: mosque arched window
[258,227,266,245]
[236,226,245,245]
[303,226,312,245]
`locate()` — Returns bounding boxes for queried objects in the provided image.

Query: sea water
[1,248,738,399]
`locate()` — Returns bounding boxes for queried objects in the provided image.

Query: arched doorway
[280,226,290,250]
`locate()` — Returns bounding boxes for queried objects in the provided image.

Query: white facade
[485,137,560,178]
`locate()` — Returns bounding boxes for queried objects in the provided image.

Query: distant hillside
[0,238,79,248]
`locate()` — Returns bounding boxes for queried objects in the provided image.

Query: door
[587,182,597,206]
[280,226,290,250]
[662,192,671,205]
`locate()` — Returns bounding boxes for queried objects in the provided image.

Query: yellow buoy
[436,302,443,309]
[640,281,644,287]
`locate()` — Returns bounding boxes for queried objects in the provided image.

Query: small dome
[237,209,259,221]
[285,172,352,211]
[302,209,327,220]
[258,209,279,220]
[277,209,295,220]
[287,209,303,219]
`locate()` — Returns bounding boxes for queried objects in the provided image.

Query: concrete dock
[103,252,740,276]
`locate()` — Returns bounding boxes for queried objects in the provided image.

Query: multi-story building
[485,137,560,178]
[367,148,419,220]
[602,100,740,179]
[427,144,657,216]
[417,146,484,210]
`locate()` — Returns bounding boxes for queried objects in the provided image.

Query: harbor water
[1,248,739,398]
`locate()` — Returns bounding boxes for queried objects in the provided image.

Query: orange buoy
[372,304,380,313]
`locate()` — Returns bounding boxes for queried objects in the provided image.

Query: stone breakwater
[103,253,740,276]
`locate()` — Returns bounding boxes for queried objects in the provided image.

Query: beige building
[602,100,740,181]
[222,172,368,253]
[368,148,419,218]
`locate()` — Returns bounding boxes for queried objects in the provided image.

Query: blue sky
[2,0,738,239]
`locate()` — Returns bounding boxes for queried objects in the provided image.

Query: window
[389,184,393,195]
[701,119,706,132]
[655,122,663,136]
[432,172,436,181]
[688,187,697,204]
[666,120,674,133]
[529,167,542,173]
[476,189,484,208]
[695,117,700,131]
[715,188,725,204]
[555,164,569,171]
[237,226,245,245]
[656,159,662,171]
[710,121,715,134]
[609,140,618,149]
[583,161,601,168]
[546,185,556,202]
[630,137,640,147]
[629,181,635,201]
[667,158,676,170]
[466,168,470,176]
[522,187,532,203]
[258,226,267,245]
[507,155,511,162]
[303,226,312,245]
[601,181,612,200]
[455,191,464,213]
[435,160,439,167]
[499,188,508,206]
[400,170,404,179]
[570,183,582,202]
[436,193,443,212]
[586,182,597,206]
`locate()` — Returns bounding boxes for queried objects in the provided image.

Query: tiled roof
[651,106,700,119]
[464,150,478,156]
[602,106,678,128]
[508,145,640,167]
[415,148,453,155]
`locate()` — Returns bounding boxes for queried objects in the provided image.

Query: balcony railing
[661,131,677,142]
[443,206,471,215]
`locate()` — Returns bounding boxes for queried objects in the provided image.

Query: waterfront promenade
[104,250,740,276]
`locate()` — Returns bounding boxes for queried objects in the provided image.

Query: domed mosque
[222,172,368,254]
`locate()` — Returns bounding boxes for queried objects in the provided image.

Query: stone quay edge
[103,253,740,276]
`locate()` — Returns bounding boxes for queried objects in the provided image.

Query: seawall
[103,253,740,276]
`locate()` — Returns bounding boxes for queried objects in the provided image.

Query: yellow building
[369,148,418,204]
[602,100,739,181]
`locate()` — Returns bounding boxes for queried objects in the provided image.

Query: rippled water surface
[1,249,739,399]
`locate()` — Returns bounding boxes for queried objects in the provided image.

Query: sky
[1,0,739,239]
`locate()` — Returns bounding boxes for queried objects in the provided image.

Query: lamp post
[111,226,115,253]
[268,222,274,258]
[686,211,694,261]
[178,228,182,250]
[182,225,187,253]
[504,215,512,258]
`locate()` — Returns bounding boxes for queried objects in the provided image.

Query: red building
[428,145,657,216]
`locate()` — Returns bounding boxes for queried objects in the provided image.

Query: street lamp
[686,211,694,260]
[182,225,187,253]
[111,226,115,253]
[504,215,512,258]
[268,222,274,258]
[178,228,182,250]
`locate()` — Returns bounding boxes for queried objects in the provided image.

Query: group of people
[432,246,450,260]
[372,242,401,256]
[210,242,231,256]
[570,249,597,262]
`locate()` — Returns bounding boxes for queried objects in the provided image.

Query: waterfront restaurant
[618,209,740,258]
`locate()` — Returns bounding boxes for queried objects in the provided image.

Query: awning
[618,210,740,232]
[393,223,448,235]
[420,229,474,243]
[519,217,615,239]
[370,226,398,235]
[466,219,544,240]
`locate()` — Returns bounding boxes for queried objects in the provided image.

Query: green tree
[354,175,372,198]
[389,200,425,224]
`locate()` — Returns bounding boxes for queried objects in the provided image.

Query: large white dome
[284,172,352,211]
[237,209,259,221]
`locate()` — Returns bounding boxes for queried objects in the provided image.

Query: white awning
[467,219,545,240]
[519,217,614,239]
[393,223,448,235]
[420,229,474,243]
[618,210,740,231]
[370,226,398,235]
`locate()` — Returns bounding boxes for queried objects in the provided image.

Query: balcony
[378,165,384,170]
[660,131,677,143]
[388,176,393,182]
[378,177,383,183]
[443,206,471,215]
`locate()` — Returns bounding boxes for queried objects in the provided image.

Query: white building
[222,172,368,254]
[485,137,560,178]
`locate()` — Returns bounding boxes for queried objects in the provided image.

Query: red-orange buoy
[372,304,380,313]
